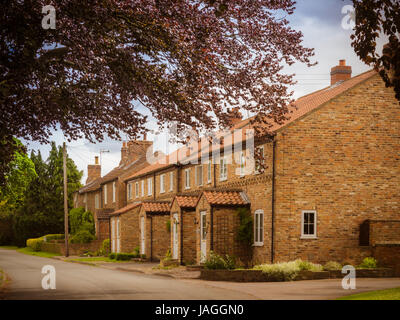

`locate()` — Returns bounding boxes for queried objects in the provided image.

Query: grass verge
[16,247,61,258]
[66,257,132,263]
[337,287,400,300]
[0,246,19,250]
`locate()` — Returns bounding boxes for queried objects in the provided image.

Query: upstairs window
[169,171,174,191]
[141,180,144,197]
[127,183,132,200]
[219,157,227,181]
[301,210,317,239]
[160,174,165,193]
[147,178,153,196]
[196,165,203,186]
[95,193,100,209]
[207,161,212,184]
[112,181,116,203]
[135,182,139,198]
[185,169,191,189]
[104,185,108,204]
[255,146,265,174]
[240,151,245,177]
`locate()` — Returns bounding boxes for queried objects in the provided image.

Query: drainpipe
[210,207,214,251]
[180,209,184,265]
[271,136,276,264]
[150,215,153,262]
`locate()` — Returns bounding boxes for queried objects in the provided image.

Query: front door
[140,216,145,255]
[172,213,179,260]
[200,211,207,263]
[111,219,116,253]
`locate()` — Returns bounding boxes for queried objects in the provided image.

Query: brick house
[77,60,400,269]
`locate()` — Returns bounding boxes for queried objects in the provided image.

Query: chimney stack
[226,107,243,127]
[86,156,101,184]
[120,141,128,164]
[330,59,352,85]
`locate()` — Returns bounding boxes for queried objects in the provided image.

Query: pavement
[1,248,400,300]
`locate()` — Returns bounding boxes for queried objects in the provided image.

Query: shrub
[133,246,140,257]
[166,219,171,232]
[254,259,324,281]
[236,208,253,247]
[102,239,110,254]
[109,252,116,260]
[69,230,95,244]
[69,207,95,235]
[359,257,378,269]
[140,254,146,259]
[26,237,44,251]
[43,234,64,242]
[204,251,236,270]
[323,261,343,271]
[115,253,134,261]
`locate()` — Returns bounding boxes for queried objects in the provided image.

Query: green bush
[204,251,236,270]
[254,259,324,281]
[236,208,253,247]
[102,239,110,253]
[109,252,116,260]
[133,246,140,257]
[140,254,146,259]
[43,234,64,242]
[115,253,134,261]
[166,219,171,232]
[69,207,95,235]
[323,261,343,271]
[69,230,95,244]
[26,237,44,251]
[359,257,378,269]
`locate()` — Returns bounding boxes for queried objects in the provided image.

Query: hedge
[26,237,45,251]
[43,234,64,242]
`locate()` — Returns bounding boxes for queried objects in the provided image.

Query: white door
[140,216,145,255]
[200,211,207,263]
[172,213,179,260]
[111,219,116,253]
[116,217,121,253]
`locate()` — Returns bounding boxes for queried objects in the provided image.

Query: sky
[23,0,374,184]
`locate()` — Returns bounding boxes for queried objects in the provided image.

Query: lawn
[0,246,19,250]
[66,257,132,263]
[337,287,400,300]
[16,247,61,258]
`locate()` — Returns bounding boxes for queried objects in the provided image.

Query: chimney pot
[330,59,352,86]
[95,156,99,165]
[143,133,147,141]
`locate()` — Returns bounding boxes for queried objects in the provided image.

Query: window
[301,210,317,239]
[185,168,191,189]
[141,180,144,197]
[95,194,100,209]
[196,165,203,186]
[254,210,264,246]
[147,177,152,196]
[219,157,227,181]
[112,181,116,203]
[104,184,108,204]
[240,151,245,177]
[127,183,132,200]
[207,161,212,184]
[160,174,165,193]
[135,182,139,198]
[255,146,265,174]
[84,193,88,211]
[169,171,174,191]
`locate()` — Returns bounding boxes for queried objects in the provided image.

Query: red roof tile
[201,189,250,206]
[110,202,141,216]
[174,195,199,208]
[142,201,171,213]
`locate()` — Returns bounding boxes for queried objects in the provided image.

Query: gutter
[271,136,276,264]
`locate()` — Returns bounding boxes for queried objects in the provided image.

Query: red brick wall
[370,220,400,245]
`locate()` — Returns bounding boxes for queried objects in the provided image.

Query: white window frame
[219,157,227,181]
[112,181,116,203]
[95,193,100,209]
[127,183,132,200]
[141,180,145,197]
[84,193,88,211]
[184,168,191,189]
[207,161,212,184]
[301,210,317,239]
[147,177,152,196]
[160,174,165,193]
[254,209,264,246]
[135,182,139,198]
[240,151,245,177]
[104,184,108,205]
[196,165,203,186]
[169,171,174,191]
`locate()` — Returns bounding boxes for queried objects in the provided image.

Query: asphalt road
[1,249,400,300]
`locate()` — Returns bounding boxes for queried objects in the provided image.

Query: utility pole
[63,142,69,257]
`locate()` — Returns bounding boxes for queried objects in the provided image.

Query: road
[1,249,400,300]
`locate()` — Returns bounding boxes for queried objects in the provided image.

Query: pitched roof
[100,157,143,185]
[174,195,199,208]
[110,202,141,216]
[110,201,171,216]
[201,189,250,206]
[79,177,102,193]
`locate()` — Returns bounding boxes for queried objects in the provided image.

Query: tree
[1,0,315,182]
[11,142,83,246]
[351,0,400,101]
